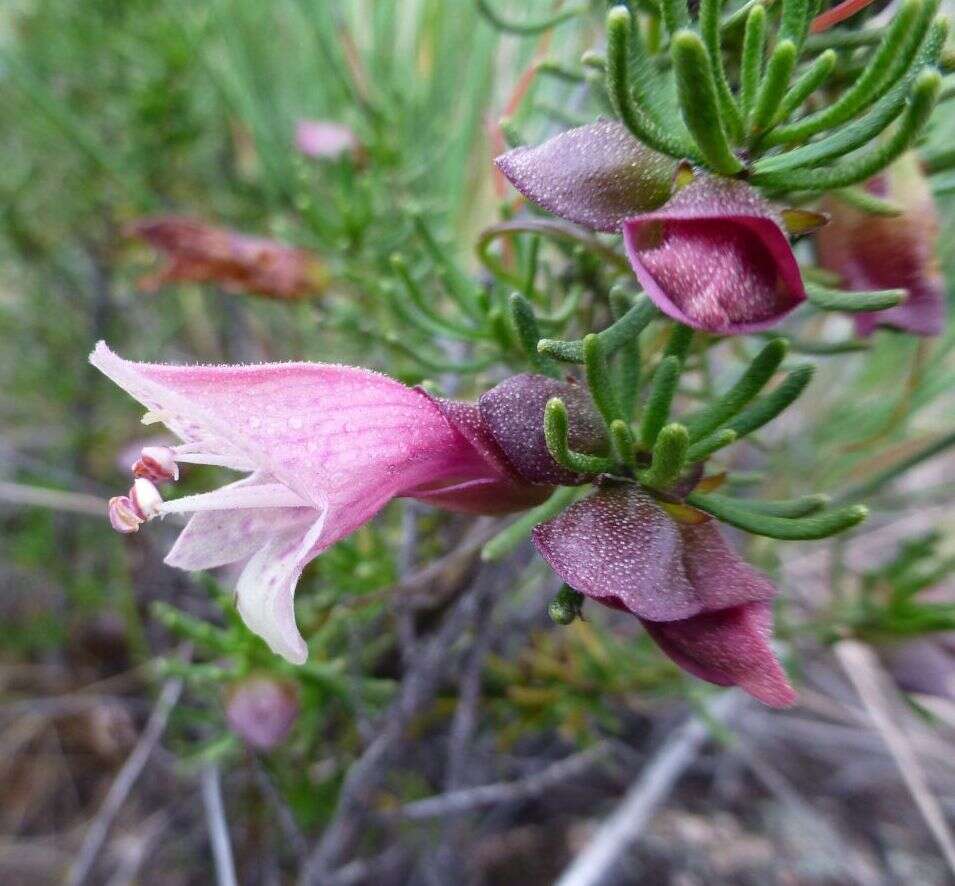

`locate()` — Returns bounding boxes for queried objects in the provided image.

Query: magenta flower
[495,120,676,232]
[532,485,796,707]
[91,343,547,663]
[295,120,362,162]
[622,176,806,334]
[816,153,946,337]
[225,676,300,750]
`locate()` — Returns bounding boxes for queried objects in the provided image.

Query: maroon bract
[622,176,806,333]
[495,120,676,232]
[225,677,300,750]
[533,485,795,707]
[478,373,609,486]
[126,216,328,300]
[816,153,946,337]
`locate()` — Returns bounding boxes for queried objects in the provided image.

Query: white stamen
[130,478,163,520]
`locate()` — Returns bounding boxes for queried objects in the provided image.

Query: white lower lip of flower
[130,478,164,520]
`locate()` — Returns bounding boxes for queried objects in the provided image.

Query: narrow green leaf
[805,282,906,312]
[685,428,738,463]
[584,334,623,427]
[664,323,695,362]
[700,0,743,140]
[765,0,929,146]
[831,187,903,216]
[779,0,811,50]
[749,40,797,137]
[685,339,788,441]
[740,4,767,118]
[752,68,941,191]
[687,492,867,539]
[610,286,642,420]
[671,31,743,174]
[641,423,690,490]
[610,420,638,469]
[640,356,682,448]
[475,0,586,35]
[696,492,829,518]
[391,254,482,340]
[769,49,836,129]
[544,398,616,476]
[539,294,659,363]
[509,293,560,376]
[722,364,814,438]
[661,0,691,34]
[607,8,697,159]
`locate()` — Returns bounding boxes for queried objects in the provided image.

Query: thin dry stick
[0,481,105,516]
[66,678,183,886]
[556,692,743,886]
[400,744,609,820]
[835,639,955,875]
[200,764,238,886]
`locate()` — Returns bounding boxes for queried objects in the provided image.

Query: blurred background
[1,1,954,883]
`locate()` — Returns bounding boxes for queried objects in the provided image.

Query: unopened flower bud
[548,585,584,625]
[225,677,299,750]
[108,496,144,534]
[130,478,163,520]
[133,445,179,483]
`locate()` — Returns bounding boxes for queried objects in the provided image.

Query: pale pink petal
[234,513,328,664]
[165,475,314,571]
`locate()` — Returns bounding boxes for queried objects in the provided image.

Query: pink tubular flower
[126,216,328,300]
[532,485,796,707]
[816,153,946,337]
[295,120,362,162]
[90,343,547,664]
[622,176,806,334]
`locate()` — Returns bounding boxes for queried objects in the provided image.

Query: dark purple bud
[225,676,299,750]
[622,176,806,334]
[495,120,677,232]
[816,152,945,337]
[479,374,609,486]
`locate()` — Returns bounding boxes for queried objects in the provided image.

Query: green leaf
[720,364,814,438]
[509,293,560,376]
[583,334,623,427]
[640,423,690,490]
[769,49,837,129]
[805,282,906,313]
[752,68,942,191]
[764,0,930,146]
[749,40,797,138]
[687,493,867,539]
[671,30,744,174]
[739,4,767,118]
[544,398,615,476]
[640,355,682,448]
[607,8,697,159]
[684,339,789,441]
[539,294,659,363]
[700,0,743,140]
[696,492,829,518]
